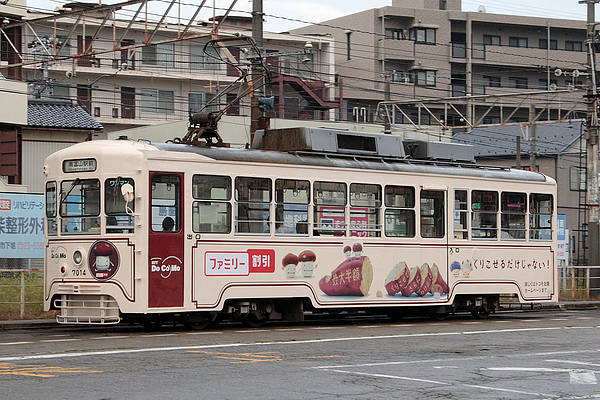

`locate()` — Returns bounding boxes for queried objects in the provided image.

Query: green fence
[0,269,54,320]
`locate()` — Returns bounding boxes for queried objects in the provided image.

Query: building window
[565,40,583,52]
[51,83,70,99]
[509,37,528,48]
[142,43,174,67]
[484,76,501,87]
[483,35,501,46]
[385,29,405,40]
[439,0,447,10]
[539,38,557,50]
[141,88,174,114]
[570,166,586,191]
[190,43,221,70]
[539,79,557,90]
[509,77,528,89]
[410,28,436,44]
[411,70,436,87]
[346,31,352,60]
[390,70,408,83]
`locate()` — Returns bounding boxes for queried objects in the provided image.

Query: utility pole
[529,104,537,171]
[384,73,391,134]
[250,0,264,143]
[581,0,600,266]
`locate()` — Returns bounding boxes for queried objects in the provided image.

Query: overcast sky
[25,0,591,32]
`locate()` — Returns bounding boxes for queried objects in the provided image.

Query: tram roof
[153,143,549,183]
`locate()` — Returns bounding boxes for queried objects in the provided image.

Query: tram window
[501,192,526,240]
[454,190,468,239]
[530,193,553,240]
[275,179,309,236]
[420,190,445,238]
[350,183,381,237]
[192,175,231,200]
[471,190,498,239]
[105,178,134,234]
[385,185,415,237]
[314,181,346,236]
[151,174,181,233]
[60,179,100,234]
[45,181,57,236]
[235,177,271,234]
[193,175,232,233]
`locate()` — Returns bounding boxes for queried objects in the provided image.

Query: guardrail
[559,265,600,300]
[0,268,44,319]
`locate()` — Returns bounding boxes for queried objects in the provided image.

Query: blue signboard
[557,214,567,241]
[0,192,44,259]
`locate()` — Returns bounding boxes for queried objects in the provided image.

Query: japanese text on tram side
[472,258,552,270]
[330,268,361,286]
[204,249,275,276]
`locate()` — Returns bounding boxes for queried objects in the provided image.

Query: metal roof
[153,142,549,183]
[451,122,583,158]
[28,99,103,131]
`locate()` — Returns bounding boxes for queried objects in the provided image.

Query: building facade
[293,0,589,126]
[0,5,338,133]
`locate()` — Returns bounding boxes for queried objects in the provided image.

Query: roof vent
[403,140,475,163]
[252,127,406,158]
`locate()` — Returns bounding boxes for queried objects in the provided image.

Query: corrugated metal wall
[22,141,75,193]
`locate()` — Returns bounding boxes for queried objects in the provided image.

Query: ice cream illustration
[462,259,472,278]
[298,250,317,278]
[282,253,298,279]
[451,261,461,277]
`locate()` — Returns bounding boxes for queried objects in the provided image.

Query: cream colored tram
[44,128,557,326]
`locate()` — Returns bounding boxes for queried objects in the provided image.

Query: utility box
[403,140,474,162]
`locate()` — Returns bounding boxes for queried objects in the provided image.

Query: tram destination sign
[63,158,97,173]
[0,192,44,259]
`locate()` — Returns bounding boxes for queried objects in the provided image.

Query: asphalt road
[1,310,599,400]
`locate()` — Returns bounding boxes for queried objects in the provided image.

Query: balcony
[378,39,415,61]
[473,45,588,69]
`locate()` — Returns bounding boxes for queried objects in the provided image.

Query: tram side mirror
[121,183,134,204]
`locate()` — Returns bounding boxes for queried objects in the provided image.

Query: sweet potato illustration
[416,264,433,297]
[400,266,422,297]
[430,263,449,294]
[319,256,373,296]
[384,262,410,296]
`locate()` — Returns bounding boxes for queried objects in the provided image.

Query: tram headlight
[73,250,83,265]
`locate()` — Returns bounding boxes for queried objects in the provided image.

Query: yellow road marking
[187,350,342,364]
[0,363,102,378]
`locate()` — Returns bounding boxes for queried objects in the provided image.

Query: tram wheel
[471,306,491,320]
[183,313,213,331]
[142,316,164,330]
[242,313,266,328]
[430,311,448,321]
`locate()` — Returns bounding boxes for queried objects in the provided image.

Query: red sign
[0,199,11,210]
[248,249,275,273]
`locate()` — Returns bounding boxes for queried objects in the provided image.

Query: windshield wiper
[59,178,81,208]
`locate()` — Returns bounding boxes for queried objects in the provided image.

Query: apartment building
[292,0,588,125]
[0,3,337,133]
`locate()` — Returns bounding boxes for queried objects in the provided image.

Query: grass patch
[0,272,55,320]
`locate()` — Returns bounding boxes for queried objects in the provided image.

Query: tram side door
[148,172,184,308]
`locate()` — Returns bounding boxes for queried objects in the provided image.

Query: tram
[43,127,557,327]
